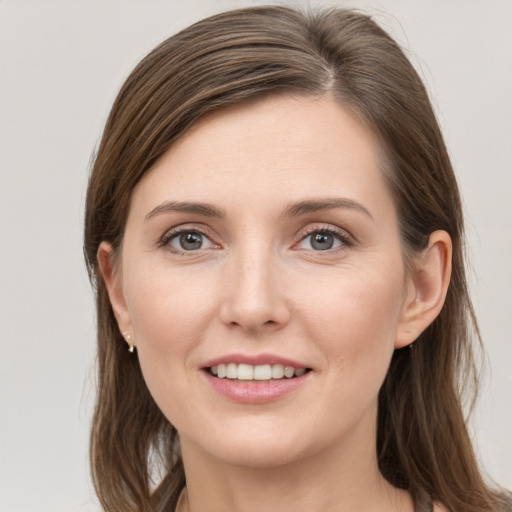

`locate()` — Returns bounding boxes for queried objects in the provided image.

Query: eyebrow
[145,197,373,222]
[282,198,374,220]
[145,200,226,221]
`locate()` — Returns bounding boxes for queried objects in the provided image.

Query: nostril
[227,319,279,331]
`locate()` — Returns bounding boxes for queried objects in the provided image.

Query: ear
[97,241,133,346]
[395,230,452,349]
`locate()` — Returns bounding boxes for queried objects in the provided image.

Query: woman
[83,6,511,512]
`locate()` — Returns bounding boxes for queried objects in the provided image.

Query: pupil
[180,232,202,250]
[311,232,333,250]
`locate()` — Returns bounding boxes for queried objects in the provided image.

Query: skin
[99,95,451,512]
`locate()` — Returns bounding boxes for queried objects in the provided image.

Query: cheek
[125,263,216,348]
[122,264,218,406]
[296,264,405,371]
[292,268,405,438]
[122,272,217,433]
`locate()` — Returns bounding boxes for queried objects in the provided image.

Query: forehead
[130,94,394,221]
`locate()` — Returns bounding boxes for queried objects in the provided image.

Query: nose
[219,246,291,335]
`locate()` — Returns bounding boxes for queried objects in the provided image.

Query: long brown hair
[84,6,510,512]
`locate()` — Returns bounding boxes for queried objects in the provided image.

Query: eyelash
[158,224,354,255]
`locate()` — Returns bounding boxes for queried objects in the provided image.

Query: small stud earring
[122,331,135,353]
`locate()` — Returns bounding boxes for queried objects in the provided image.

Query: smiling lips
[202,355,312,403]
[210,363,307,381]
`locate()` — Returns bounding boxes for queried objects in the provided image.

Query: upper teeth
[211,363,306,381]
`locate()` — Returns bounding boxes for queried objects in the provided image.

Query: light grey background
[0,1,510,511]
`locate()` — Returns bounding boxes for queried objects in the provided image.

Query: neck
[178,408,412,512]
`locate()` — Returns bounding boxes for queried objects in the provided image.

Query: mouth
[206,363,312,381]
[201,358,313,403]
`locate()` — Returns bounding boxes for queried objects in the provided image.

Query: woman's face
[106,95,419,468]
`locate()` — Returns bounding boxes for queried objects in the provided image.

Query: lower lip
[202,370,310,404]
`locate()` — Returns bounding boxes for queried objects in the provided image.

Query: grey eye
[296,230,345,251]
[310,232,335,250]
[179,232,203,250]
[169,231,210,251]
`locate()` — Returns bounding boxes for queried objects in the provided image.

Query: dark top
[414,495,434,512]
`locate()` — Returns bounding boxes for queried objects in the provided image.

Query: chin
[207,436,310,469]
[179,414,341,471]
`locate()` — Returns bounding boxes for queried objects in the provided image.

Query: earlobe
[395,230,452,349]
[97,242,132,338]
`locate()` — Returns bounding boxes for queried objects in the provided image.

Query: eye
[296,229,351,251]
[164,229,217,252]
